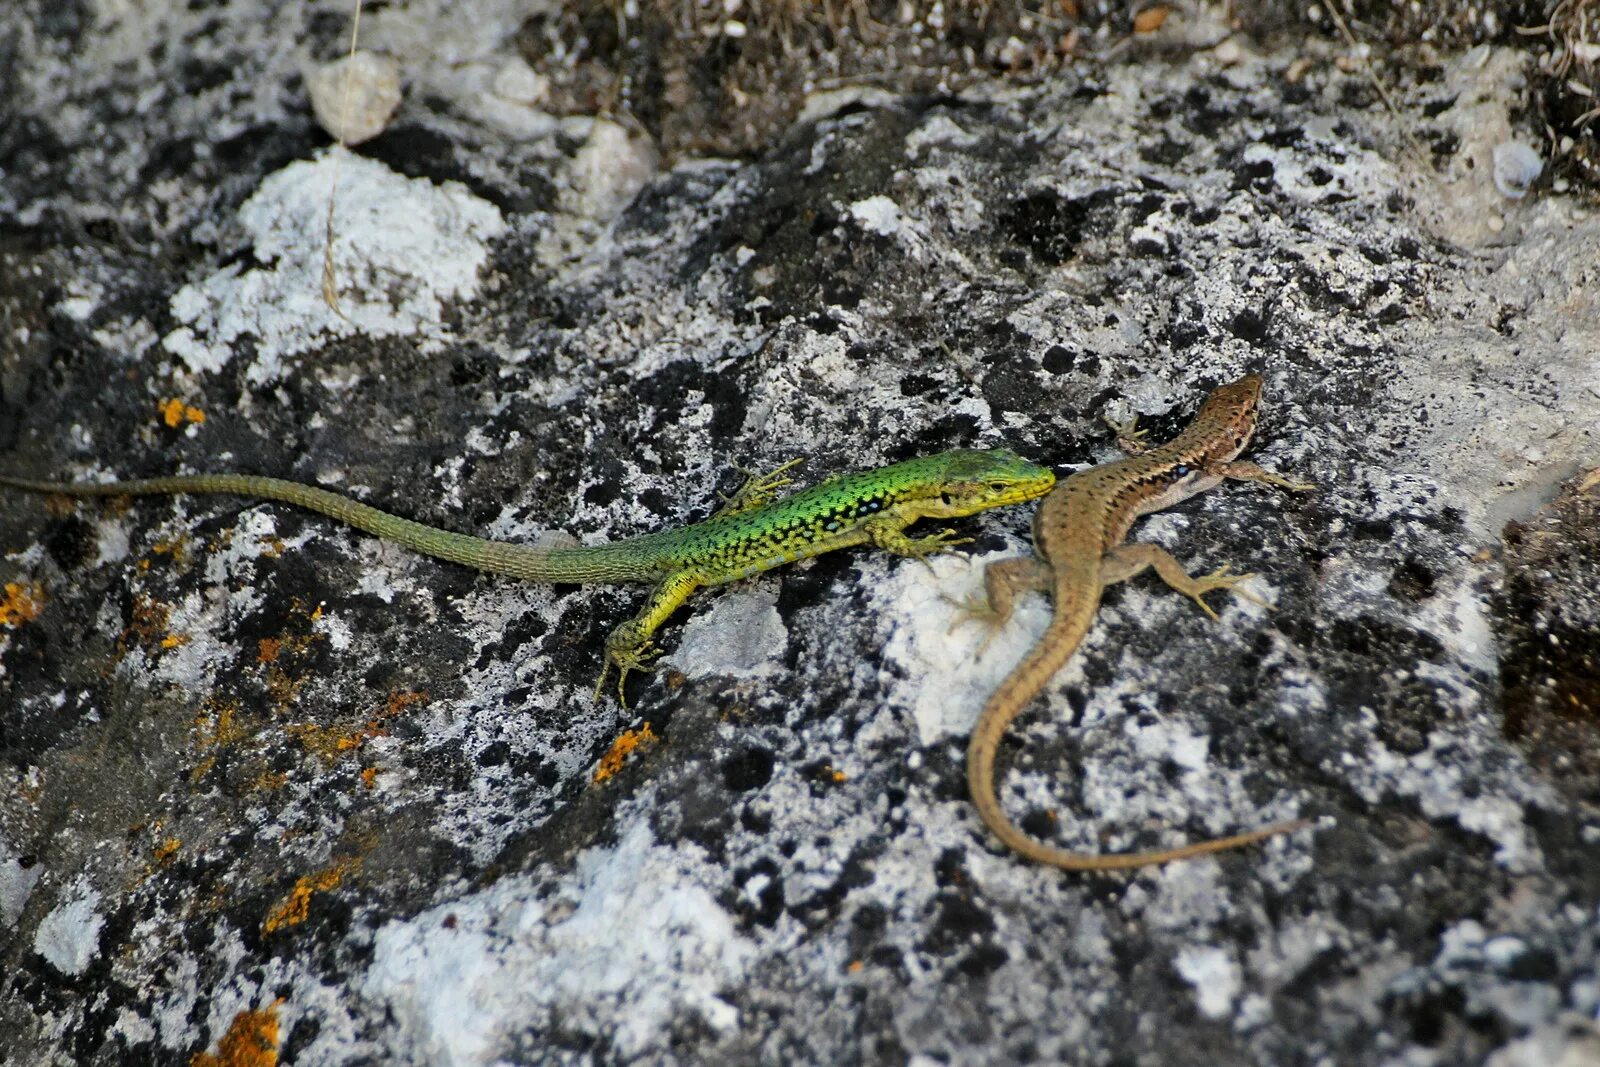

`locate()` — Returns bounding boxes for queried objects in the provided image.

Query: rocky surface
[2,2,1599,1065]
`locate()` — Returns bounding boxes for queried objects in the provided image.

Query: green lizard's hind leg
[597,571,705,707]
[1102,544,1267,620]
[715,458,805,517]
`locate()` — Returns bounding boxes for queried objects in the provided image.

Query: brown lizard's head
[1186,372,1264,464]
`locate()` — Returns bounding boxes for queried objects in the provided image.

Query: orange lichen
[287,690,425,764]
[385,689,428,715]
[190,1003,281,1067]
[251,607,330,712]
[263,857,359,934]
[288,694,425,767]
[194,702,247,748]
[0,582,45,628]
[252,770,289,792]
[117,595,179,658]
[190,700,249,783]
[359,766,378,790]
[149,536,192,566]
[593,722,660,783]
[154,838,182,866]
[160,398,207,429]
[286,717,390,762]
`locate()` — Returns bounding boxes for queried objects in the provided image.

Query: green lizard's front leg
[864,514,973,559]
[715,458,805,517]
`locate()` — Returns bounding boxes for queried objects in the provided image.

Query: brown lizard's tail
[966,597,1305,872]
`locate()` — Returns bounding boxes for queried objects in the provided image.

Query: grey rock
[1,3,1596,1066]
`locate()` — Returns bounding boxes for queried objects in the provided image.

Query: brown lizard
[966,373,1314,870]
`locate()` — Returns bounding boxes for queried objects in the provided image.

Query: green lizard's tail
[0,472,623,583]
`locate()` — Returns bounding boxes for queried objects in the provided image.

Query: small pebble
[492,57,549,106]
[307,51,402,146]
[1492,140,1543,199]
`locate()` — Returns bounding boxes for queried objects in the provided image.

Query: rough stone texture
[2,3,1599,1066]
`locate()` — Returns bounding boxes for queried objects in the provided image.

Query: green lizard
[1,449,1055,704]
[964,374,1314,870]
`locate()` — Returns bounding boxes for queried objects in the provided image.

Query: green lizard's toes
[910,530,974,558]
[610,641,662,673]
[717,457,807,515]
[602,646,663,709]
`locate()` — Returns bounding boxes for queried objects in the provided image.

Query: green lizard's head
[931,449,1056,514]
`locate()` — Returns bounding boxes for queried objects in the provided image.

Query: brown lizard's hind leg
[1102,413,1151,456]
[947,556,1052,654]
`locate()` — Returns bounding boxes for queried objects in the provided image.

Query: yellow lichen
[263,858,359,934]
[149,536,192,566]
[287,690,425,765]
[0,582,45,628]
[116,595,179,658]
[285,718,389,762]
[593,722,660,783]
[190,700,249,784]
[190,1003,281,1067]
[252,770,289,792]
[154,838,182,866]
[160,398,206,428]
